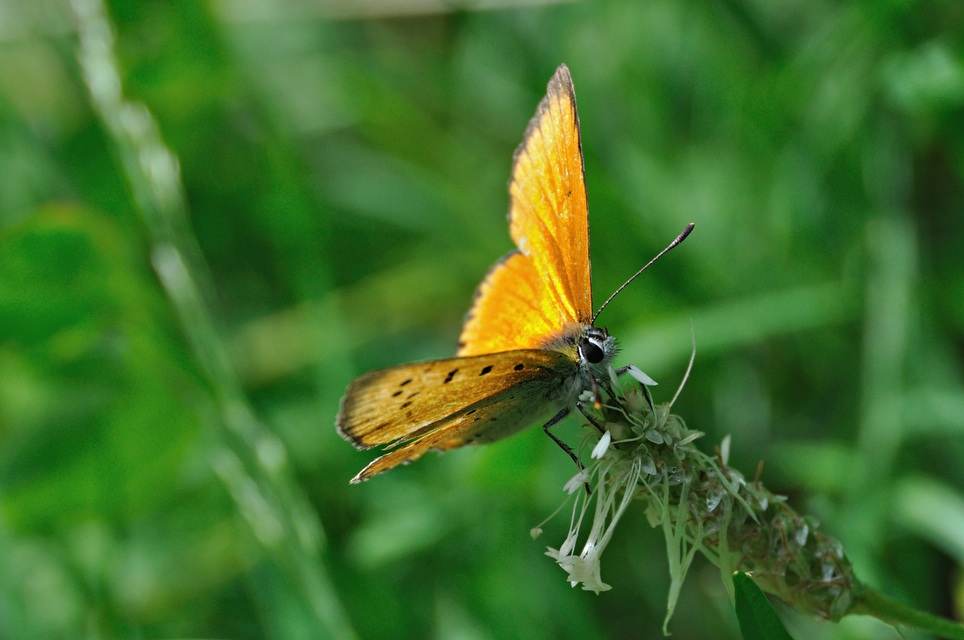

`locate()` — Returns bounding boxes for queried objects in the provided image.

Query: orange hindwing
[336,349,580,482]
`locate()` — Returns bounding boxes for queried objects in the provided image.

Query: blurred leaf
[0,206,201,527]
[893,476,964,564]
[734,572,795,640]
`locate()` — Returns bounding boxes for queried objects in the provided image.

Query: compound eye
[580,338,605,364]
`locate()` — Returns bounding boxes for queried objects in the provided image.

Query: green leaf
[734,572,794,640]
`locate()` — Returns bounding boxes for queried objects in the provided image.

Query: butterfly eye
[579,338,605,364]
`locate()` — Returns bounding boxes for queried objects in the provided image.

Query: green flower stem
[849,581,964,640]
[553,377,963,638]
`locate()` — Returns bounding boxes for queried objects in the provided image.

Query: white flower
[626,365,658,387]
[545,455,643,594]
[720,434,731,466]
[563,468,591,495]
[591,430,612,459]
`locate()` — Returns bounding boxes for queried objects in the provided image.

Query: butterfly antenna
[591,222,695,324]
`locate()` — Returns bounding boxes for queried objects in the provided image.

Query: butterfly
[337,64,692,483]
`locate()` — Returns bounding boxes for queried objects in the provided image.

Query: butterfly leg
[543,408,593,495]
[576,401,606,433]
[641,382,655,412]
[542,407,578,466]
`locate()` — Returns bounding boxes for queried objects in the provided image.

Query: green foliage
[1,0,962,638]
[734,572,795,640]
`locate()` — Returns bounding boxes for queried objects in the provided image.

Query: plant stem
[71,1,357,637]
[850,580,964,640]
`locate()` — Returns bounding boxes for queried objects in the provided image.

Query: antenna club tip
[591,224,696,324]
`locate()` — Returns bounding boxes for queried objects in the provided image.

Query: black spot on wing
[479,365,493,376]
[444,368,458,384]
[514,363,524,371]
[399,378,413,387]
[392,390,403,397]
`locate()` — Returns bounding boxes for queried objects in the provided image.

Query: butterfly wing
[337,349,580,482]
[458,64,592,356]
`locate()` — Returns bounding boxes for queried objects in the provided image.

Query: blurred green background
[1,0,963,638]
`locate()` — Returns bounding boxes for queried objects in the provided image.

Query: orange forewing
[458,65,591,356]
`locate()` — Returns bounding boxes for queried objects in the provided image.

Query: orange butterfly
[337,65,692,483]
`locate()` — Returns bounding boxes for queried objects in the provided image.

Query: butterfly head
[543,323,618,378]
[577,325,618,374]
